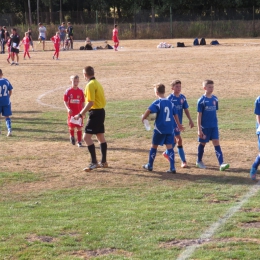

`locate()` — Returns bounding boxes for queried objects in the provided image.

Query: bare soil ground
[0,38,259,196]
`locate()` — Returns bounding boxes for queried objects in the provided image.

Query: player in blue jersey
[163,80,194,168]
[142,83,184,173]
[249,96,260,180]
[196,80,229,171]
[0,69,13,136]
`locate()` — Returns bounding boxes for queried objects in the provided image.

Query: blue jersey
[197,95,218,128]
[254,96,260,134]
[167,93,189,127]
[148,98,177,134]
[0,78,13,106]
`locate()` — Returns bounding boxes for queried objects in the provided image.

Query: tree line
[1,0,260,25]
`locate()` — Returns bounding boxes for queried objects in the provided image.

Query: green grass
[0,97,259,259]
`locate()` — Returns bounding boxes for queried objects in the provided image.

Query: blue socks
[197,143,205,162]
[167,148,175,170]
[148,148,157,167]
[252,154,260,169]
[177,146,186,163]
[214,145,224,165]
[5,118,11,132]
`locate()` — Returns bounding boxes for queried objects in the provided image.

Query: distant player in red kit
[20,32,31,59]
[112,24,119,51]
[6,35,11,63]
[64,75,85,147]
[50,32,60,60]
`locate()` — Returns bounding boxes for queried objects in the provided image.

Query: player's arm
[74,101,94,119]
[184,108,194,128]
[256,115,260,125]
[142,109,151,123]
[9,90,12,97]
[63,101,72,115]
[173,114,185,132]
[197,112,204,138]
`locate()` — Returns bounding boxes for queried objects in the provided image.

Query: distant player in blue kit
[142,83,184,173]
[0,69,13,136]
[249,96,260,180]
[196,80,229,171]
[163,80,194,168]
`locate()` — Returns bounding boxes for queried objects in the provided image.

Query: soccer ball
[146,113,157,121]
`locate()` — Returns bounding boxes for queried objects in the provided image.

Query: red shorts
[112,36,119,43]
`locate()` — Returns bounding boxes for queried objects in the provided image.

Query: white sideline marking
[36,86,67,110]
[176,180,260,260]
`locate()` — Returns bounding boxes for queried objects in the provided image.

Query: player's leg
[70,36,73,49]
[165,134,176,173]
[175,135,187,168]
[212,127,229,171]
[56,45,59,59]
[16,52,19,65]
[10,51,15,65]
[69,126,75,145]
[250,134,260,180]
[26,46,30,58]
[76,126,83,147]
[83,132,98,169]
[3,104,12,136]
[96,133,108,167]
[43,40,45,51]
[162,135,175,162]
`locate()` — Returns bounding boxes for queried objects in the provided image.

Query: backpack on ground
[177,42,185,47]
[200,38,206,45]
[193,38,199,46]
[79,46,85,50]
[210,40,219,45]
[85,44,93,50]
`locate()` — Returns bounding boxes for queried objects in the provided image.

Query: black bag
[210,40,219,45]
[200,38,206,45]
[85,44,93,50]
[79,46,85,50]
[177,42,185,47]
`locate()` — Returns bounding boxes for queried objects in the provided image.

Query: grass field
[1,38,260,259]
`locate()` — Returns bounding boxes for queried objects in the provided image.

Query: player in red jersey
[6,35,11,63]
[112,24,119,51]
[20,32,31,59]
[50,32,60,60]
[64,75,85,147]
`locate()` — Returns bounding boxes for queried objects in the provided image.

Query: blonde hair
[70,75,79,83]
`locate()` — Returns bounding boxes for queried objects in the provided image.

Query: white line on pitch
[176,180,260,260]
[36,86,67,110]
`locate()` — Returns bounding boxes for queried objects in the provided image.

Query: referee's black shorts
[11,47,19,54]
[85,109,105,134]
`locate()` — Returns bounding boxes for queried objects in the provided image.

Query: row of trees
[1,0,260,25]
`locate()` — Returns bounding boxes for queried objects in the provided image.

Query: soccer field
[1,39,260,259]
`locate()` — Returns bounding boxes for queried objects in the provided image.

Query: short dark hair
[12,28,17,32]
[154,83,165,94]
[171,80,181,87]
[84,66,95,77]
[203,79,214,87]
[114,24,118,28]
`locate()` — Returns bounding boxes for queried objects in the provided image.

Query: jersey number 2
[164,107,171,121]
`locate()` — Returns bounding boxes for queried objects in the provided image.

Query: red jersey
[64,87,85,116]
[112,28,119,42]
[51,35,60,45]
[22,36,30,46]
